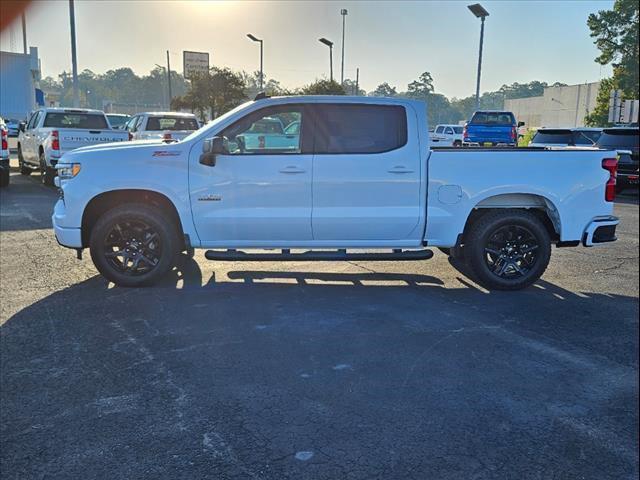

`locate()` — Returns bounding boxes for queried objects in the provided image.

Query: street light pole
[166,50,173,109]
[247,34,264,90]
[340,9,347,85]
[68,0,79,107]
[467,3,489,110]
[319,38,334,82]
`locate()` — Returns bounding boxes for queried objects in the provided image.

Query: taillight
[1,129,7,150]
[602,157,617,202]
[51,130,60,151]
[462,125,468,139]
[511,126,517,141]
[128,131,133,141]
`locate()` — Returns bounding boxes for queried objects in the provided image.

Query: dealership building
[0,47,42,121]
[505,81,601,129]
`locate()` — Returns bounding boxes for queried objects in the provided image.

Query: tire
[453,141,462,148]
[438,245,466,261]
[465,210,551,291]
[0,169,9,188]
[39,152,55,186]
[18,146,31,175]
[89,203,179,287]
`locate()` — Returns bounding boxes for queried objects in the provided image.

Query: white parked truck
[124,112,200,142]
[52,95,620,290]
[17,108,129,185]
[430,124,464,146]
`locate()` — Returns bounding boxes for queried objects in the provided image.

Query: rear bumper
[582,216,619,247]
[618,172,639,186]
[463,141,516,147]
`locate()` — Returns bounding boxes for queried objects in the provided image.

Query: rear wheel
[89,204,179,287]
[465,210,551,291]
[39,152,55,186]
[18,146,31,175]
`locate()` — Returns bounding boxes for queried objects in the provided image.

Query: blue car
[463,110,523,147]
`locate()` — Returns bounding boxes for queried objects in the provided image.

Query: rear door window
[43,113,108,129]
[445,127,454,135]
[312,104,407,154]
[146,116,199,131]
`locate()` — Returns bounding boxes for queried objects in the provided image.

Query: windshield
[596,129,639,149]
[107,115,130,128]
[181,101,254,143]
[470,112,515,125]
[146,116,199,131]
[43,112,108,129]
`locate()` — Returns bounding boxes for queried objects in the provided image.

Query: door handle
[388,165,414,174]
[279,166,306,174]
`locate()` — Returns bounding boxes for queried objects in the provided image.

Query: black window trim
[218,103,311,156]
[310,103,409,155]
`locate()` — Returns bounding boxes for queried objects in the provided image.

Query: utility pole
[247,34,264,90]
[69,0,79,107]
[467,4,489,110]
[355,68,359,96]
[319,38,334,82]
[340,9,348,85]
[21,12,27,54]
[166,50,173,109]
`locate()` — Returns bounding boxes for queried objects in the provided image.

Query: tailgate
[467,125,512,143]
[59,129,128,153]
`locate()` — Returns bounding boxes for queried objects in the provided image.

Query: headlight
[57,163,81,180]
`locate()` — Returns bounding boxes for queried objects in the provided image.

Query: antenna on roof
[254,92,269,101]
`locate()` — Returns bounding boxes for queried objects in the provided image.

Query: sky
[0,0,614,99]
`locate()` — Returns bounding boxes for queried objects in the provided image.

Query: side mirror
[199,136,229,166]
[19,122,26,132]
[517,121,525,127]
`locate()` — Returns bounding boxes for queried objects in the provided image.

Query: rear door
[21,111,41,163]
[310,103,421,241]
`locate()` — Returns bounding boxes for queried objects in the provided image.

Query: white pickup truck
[17,108,129,185]
[52,95,620,290]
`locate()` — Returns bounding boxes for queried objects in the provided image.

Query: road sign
[183,51,210,78]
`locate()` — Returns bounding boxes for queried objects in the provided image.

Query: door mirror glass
[517,121,525,127]
[18,122,26,132]
[200,136,229,166]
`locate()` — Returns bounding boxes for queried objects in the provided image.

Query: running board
[204,248,433,262]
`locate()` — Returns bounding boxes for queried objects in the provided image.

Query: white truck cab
[125,112,200,142]
[52,95,620,290]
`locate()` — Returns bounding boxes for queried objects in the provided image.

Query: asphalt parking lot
[1,161,638,480]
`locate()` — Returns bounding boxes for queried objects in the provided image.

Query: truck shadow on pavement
[1,254,638,479]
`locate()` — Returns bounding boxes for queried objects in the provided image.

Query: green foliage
[406,72,434,98]
[171,67,246,121]
[342,78,366,96]
[298,79,346,95]
[370,82,398,97]
[518,128,537,147]
[588,0,639,96]
[584,77,617,127]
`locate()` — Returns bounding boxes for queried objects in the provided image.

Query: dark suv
[596,127,639,193]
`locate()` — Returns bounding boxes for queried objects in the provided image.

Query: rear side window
[43,113,108,129]
[453,126,463,134]
[531,130,572,144]
[146,116,198,131]
[313,104,407,154]
[470,112,515,125]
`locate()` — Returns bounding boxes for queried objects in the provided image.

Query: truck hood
[61,139,187,163]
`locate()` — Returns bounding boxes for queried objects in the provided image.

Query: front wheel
[89,204,179,287]
[465,210,551,291]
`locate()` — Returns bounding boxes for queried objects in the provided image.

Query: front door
[310,103,422,241]
[190,104,313,245]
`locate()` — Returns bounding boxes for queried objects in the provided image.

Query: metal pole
[259,40,263,90]
[355,68,359,95]
[69,0,79,107]
[475,16,485,110]
[21,12,27,54]
[166,50,173,109]
[340,10,346,85]
[329,46,333,82]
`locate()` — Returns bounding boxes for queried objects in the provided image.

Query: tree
[406,72,434,99]
[585,0,639,125]
[342,78,366,96]
[299,79,345,95]
[369,82,397,97]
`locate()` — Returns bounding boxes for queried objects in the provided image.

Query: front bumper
[582,216,619,247]
[52,199,82,248]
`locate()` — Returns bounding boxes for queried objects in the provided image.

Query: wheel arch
[81,189,185,249]
[459,193,560,246]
